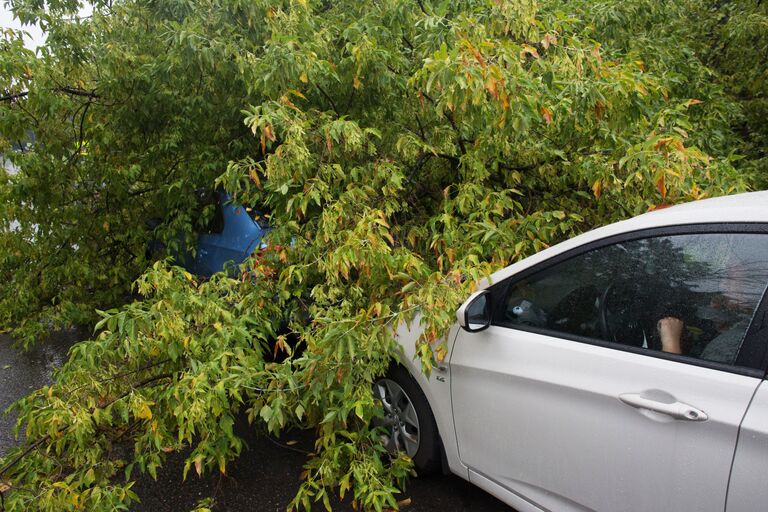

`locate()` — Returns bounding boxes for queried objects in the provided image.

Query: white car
[375,190,768,512]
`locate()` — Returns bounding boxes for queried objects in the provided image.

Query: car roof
[480,190,768,289]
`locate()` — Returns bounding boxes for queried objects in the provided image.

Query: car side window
[195,190,225,234]
[495,232,768,366]
[206,197,225,234]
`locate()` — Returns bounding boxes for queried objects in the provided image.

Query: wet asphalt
[0,331,81,454]
[0,332,513,512]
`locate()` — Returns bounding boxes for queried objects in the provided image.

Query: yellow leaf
[263,123,276,142]
[288,88,306,100]
[520,44,539,59]
[299,71,308,83]
[485,77,498,98]
[194,456,203,476]
[137,404,152,420]
[434,344,447,363]
[591,45,602,64]
[592,179,602,200]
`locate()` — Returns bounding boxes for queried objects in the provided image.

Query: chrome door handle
[619,393,708,422]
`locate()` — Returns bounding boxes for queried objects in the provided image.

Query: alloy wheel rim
[373,378,420,457]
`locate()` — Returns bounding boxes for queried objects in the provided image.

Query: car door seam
[724,381,763,512]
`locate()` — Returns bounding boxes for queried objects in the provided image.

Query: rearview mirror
[457,290,491,333]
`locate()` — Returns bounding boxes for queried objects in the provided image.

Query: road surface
[0,333,512,511]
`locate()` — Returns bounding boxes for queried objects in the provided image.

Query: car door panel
[450,326,761,512]
[725,380,768,511]
[194,233,220,276]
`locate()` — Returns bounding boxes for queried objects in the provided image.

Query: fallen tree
[0,0,759,510]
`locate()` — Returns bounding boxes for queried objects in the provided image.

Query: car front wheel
[373,365,441,474]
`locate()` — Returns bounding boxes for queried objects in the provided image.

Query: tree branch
[418,91,468,156]
[66,358,172,396]
[0,91,28,102]
[56,87,99,98]
[405,153,432,183]
[77,101,91,155]
[100,373,173,410]
[1,87,99,102]
[443,110,467,155]
[414,112,427,142]
[0,372,172,479]
[315,84,340,116]
[0,432,55,478]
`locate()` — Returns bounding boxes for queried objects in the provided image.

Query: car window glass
[206,198,225,234]
[195,191,224,234]
[496,233,768,366]
[246,208,271,230]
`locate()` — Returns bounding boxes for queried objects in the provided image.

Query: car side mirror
[457,290,492,333]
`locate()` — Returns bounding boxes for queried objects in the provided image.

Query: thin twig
[405,153,431,183]
[0,433,53,477]
[94,373,173,411]
[0,91,28,102]
[265,434,311,455]
[315,84,340,116]
[65,358,172,396]
[76,101,91,156]
[414,112,427,141]
[56,87,99,98]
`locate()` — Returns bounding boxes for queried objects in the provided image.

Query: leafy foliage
[706,0,768,184]
[0,0,761,510]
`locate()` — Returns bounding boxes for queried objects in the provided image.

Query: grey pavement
[0,332,512,512]
[0,331,80,456]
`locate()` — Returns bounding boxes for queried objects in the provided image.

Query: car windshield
[246,207,271,230]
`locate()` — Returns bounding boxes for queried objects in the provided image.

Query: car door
[449,227,768,512]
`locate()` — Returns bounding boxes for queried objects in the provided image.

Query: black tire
[373,364,442,475]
